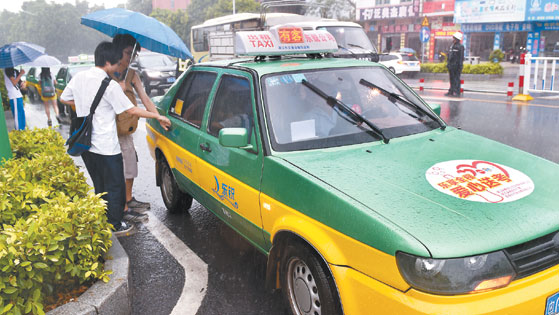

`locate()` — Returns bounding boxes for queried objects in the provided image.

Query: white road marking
[145,213,208,315]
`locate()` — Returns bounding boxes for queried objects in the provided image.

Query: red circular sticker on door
[426,160,534,203]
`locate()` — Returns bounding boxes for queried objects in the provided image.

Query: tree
[126,0,152,15]
[184,0,218,45]
[150,9,189,47]
[206,0,260,19]
[0,0,107,63]
[306,0,355,20]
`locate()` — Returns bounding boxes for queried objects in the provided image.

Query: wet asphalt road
[24,89,557,314]
[115,89,559,315]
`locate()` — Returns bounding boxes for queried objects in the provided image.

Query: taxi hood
[277,128,559,258]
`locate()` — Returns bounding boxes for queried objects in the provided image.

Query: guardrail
[525,54,559,93]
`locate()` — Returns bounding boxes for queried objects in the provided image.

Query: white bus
[189,13,378,63]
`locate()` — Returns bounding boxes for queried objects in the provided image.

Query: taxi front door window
[208,75,254,147]
[169,71,217,128]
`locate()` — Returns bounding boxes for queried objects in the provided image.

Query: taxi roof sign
[68,54,94,63]
[235,25,338,56]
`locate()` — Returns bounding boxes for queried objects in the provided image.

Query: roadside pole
[512,53,534,101]
[0,99,13,165]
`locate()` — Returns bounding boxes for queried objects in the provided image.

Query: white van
[288,20,379,62]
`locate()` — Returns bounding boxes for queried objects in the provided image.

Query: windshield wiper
[359,79,446,130]
[347,43,367,50]
[301,79,389,143]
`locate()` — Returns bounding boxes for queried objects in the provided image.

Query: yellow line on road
[423,95,559,109]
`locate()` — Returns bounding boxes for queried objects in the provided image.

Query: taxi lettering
[212,176,238,209]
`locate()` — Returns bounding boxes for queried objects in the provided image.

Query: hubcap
[287,258,321,315]
[162,165,174,203]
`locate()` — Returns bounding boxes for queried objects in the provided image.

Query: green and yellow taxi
[146,26,559,314]
[24,65,62,103]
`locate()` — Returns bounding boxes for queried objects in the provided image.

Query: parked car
[378,52,420,77]
[25,66,62,103]
[130,51,177,96]
[146,26,559,315]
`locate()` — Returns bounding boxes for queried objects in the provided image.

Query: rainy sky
[1,0,128,12]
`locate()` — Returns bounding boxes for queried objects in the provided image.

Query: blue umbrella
[81,8,192,60]
[0,42,45,68]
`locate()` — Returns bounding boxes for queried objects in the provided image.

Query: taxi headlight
[396,251,515,295]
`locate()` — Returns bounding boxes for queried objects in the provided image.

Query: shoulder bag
[66,77,111,156]
[116,70,139,136]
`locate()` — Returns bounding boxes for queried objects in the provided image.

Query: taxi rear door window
[170,71,217,128]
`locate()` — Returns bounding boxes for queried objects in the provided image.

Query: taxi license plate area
[167,77,176,83]
[545,291,559,315]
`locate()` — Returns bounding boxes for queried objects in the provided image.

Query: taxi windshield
[262,66,439,151]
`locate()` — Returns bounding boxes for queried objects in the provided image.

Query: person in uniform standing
[445,32,464,97]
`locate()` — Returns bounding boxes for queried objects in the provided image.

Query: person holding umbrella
[3,67,26,130]
[111,34,156,220]
[1,42,46,130]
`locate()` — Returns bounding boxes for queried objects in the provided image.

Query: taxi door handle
[199,143,212,152]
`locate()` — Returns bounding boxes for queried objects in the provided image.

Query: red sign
[278,27,304,44]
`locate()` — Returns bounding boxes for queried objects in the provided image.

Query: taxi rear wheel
[281,244,341,315]
[160,159,192,213]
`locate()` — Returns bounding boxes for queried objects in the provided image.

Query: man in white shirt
[3,67,26,130]
[60,42,171,236]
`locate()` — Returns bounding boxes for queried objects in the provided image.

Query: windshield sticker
[266,77,281,87]
[292,73,306,83]
[425,160,534,203]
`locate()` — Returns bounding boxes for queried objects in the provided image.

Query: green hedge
[421,62,504,75]
[0,128,112,315]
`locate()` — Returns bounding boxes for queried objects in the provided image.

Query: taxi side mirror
[428,102,441,116]
[219,128,253,150]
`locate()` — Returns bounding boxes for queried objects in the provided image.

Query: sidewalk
[402,62,520,95]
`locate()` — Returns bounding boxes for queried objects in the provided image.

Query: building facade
[456,0,559,59]
[152,0,190,11]
[357,0,559,61]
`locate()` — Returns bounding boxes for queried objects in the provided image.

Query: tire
[160,158,193,213]
[29,89,38,103]
[281,243,342,315]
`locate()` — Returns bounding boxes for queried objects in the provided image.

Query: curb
[47,235,131,315]
[417,72,507,81]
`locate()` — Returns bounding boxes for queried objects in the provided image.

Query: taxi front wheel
[160,158,193,213]
[281,244,342,315]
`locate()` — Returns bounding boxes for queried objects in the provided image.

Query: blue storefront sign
[455,0,526,23]
[526,0,559,21]
[534,21,559,31]
[493,32,502,51]
[461,22,533,33]
[526,32,541,56]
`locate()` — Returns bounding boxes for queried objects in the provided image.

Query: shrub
[489,49,505,63]
[0,128,112,315]
[421,62,503,75]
